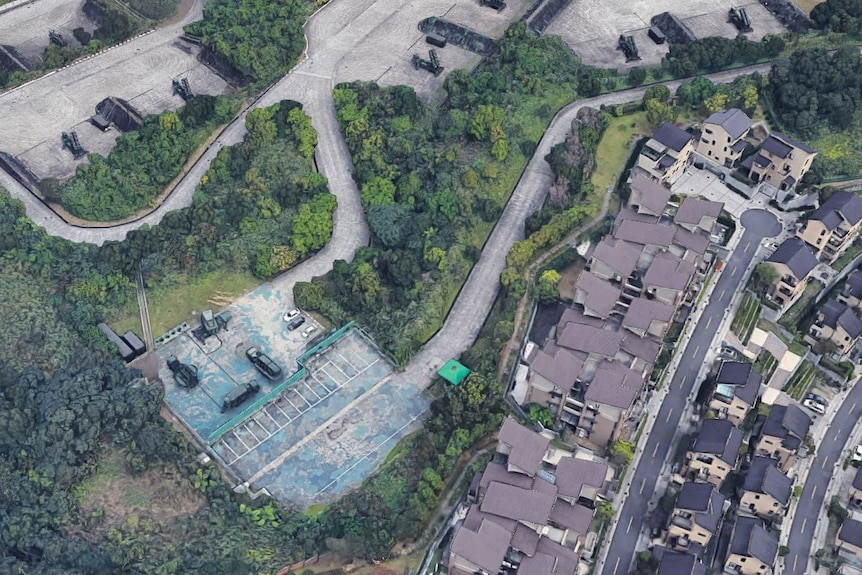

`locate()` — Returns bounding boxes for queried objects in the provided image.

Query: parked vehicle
[283,309,300,322]
[221,381,260,412]
[302,325,317,339]
[246,347,283,380]
[802,398,825,414]
[286,316,306,331]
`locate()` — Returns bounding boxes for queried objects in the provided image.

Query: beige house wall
[754,436,795,473]
[685,453,732,488]
[698,124,746,167]
[739,491,785,521]
[725,552,773,575]
[709,395,750,426]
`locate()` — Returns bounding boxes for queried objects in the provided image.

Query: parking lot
[545,0,787,69]
[158,281,429,507]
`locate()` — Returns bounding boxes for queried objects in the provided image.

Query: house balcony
[781,275,798,288]
[671,515,693,530]
[829,236,846,248]
[778,286,793,297]
[835,226,850,239]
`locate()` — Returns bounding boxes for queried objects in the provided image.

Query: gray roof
[555,457,609,500]
[584,362,643,409]
[450,517,512,573]
[498,417,550,476]
[761,404,811,451]
[479,461,535,493]
[531,347,585,389]
[657,549,707,575]
[517,552,557,575]
[811,191,862,229]
[644,252,696,291]
[481,481,555,525]
[677,482,724,533]
[692,419,743,466]
[619,334,662,365]
[820,298,862,338]
[743,457,792,505]
[772,131,817,155]
[623,298,675,333]
[767,238,818,280]
[716,361,762,405]
[728,516,777,568]
[511,523,540,555]
[652,122,693,152]
[854,466,862,492]
[844,269,862,299]
[535,537,579,575]
[760,135,793,159]
[575,271,621,317]
[557,322,624,357]
[631,171,672,214]
[675,197,723,226]
[840,519,862,548]
[615,218,676,248]
[673,227,710,255]
[591,236,642,279]
[704,108,752,140]
[462,503,517,533]
[548,501,593,534]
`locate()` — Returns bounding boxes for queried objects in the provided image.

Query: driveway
[601,209,781,575]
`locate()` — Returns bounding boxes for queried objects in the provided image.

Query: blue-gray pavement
[783,385,862,574]
[601,209,781,575]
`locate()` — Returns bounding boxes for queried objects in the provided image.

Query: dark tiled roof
[450,517,511,573]
[704,108,751,140]
[743,457,792,505]
[479,461,535,493]
[575,271,621,317]
[615,219,676,248]
[549,501,593,534]
[644,252,696,291]
[535,537,579,575]
[557,322,624,356]
[772,131,816,155]
[761,404,811,450]
[623,298,675,332]
[498,417,550,476]
[693,419,743,465]
[511,523,540,555]
[462,503,517,533]
[760,135,793,159]
[591,237,642,279]
[657,549,707,575]
[652,122,693,152]
[555,457,608,500]
[632,171,672,214]
[517,552,557,575]
[716,361,762,405]
[584,363,642,409]
[839,518,862,548]
[811,191,862,229]
[620,334,662,365]
[729,516,777,568]
[530,347,585,389]
[731,139,748,154]
[677,481,714,511]
[840,307,862,339]
[752,153,771,168]
[675,197,723,226]
[767,238,818,279]
[674,227,710,255]
[845,269,862,299]
[481,481,555,525]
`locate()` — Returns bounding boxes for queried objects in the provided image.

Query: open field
[546,0,787,69]
[592,110,650,191]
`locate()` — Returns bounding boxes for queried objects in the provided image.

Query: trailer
[426,33,447,48]
[648,26,666,44]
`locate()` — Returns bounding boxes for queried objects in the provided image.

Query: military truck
[221,381,260,412]
[246,346,283,380]
[729,7,752,32]
[480,0,506,11]
[167,355,200,388]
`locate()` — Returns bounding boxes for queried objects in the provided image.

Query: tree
[627,67,647,86]
[609,440,635,466]
[755,263,778,286]
[596,501,615,523]
[645,99,676,126]
[703,92,729,114]
[468,105,504,142]
[292,193,337,257]
[360,176,396,207]
[643,85,671,105]
[528,404,554,427]
[536,269,561,304]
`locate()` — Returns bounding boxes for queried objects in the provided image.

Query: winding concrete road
[601,209,782,575]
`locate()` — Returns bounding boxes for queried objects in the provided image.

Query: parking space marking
[311,372,332,394]
[302,381,323,401]
[338,352,361,373]
[330,360,351,381]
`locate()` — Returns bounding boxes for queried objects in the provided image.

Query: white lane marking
[666,408,674,423]
[653,442,660,458]
[627,516,634,533]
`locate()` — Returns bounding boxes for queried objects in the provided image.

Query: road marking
[744,241,751,253]
[731,267,737,277]
[692,345,700,357]
[705,316,712,329]
[823,457,830,469]
[653,442,660,458]
[836,429,842,440]
[679,375,687,389]
[812,485,818,498]
[627,516,634,533]
[802,518,807,533]
[794,556,798,570]
[666,408,674,423]
[613,557,621,575]
[640,478,647,495]
[718,289,727,301]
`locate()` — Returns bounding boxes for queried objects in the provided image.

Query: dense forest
[184,0,312,85]
[294,23,607,364]
[56,95,238,221]
[811,0,862,33]
[662,34,785,77]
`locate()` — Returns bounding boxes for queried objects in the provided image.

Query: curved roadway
[601,209,782,575]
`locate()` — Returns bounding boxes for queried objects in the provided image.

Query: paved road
[601,209,781,575]
[784,385,862,574]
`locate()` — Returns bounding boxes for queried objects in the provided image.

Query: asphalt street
[601,209,781,575]
[784,384,862,574]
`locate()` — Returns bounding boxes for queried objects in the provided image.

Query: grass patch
[784,359,817,400]
[756,317,809,356]
[591,111,651,192]
[753,349,779,382]
[780,280,824,331]
[73,450,126,502]
[731,292,760,344]
[831,240,862,271]
[304,504,327,518]
[109,269,258,338]
[790,0,824,15]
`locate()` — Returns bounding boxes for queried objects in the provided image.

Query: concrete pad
[749,327,768,347]
[779,351,802,372]
[0,0,98,64]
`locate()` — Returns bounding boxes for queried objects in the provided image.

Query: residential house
[622,298,675,339]
[746,131,817,192]
[851,465,862,508]
[762,238,818,308]
[588,236,643,283]
[837,269,862,313]
[666,482,725,556]
[654,547,708,575]
[837,519,862,565]
[697,108,751,168]
[578,361,645,449]
[797,191,862,262]
[683,418,743,488]
[574,271,623,320]
[804,298,862,360]
[708,361,762,426]
[674,197,723,236]
[636,122,695,185]
[524,344,585,417]
[643,251,696,308]
[738,457,792,523]
[754,403,811,473]
[449,419,610,575]
[724,516,778,575]
[630,171,672,216]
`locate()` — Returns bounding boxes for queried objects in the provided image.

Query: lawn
[831,240,862,271]
[591,111,651,192]
[789,0,824,16]
[753,349,778,382]
[756,317,809,356]
[780,280,824,331]
[731,293,760,344]
[109,269,259,338]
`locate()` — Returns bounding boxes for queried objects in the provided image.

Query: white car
[803,398,826,414]
[852,445,862,464]
[283,309,300,322]
[302,325,317,338]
